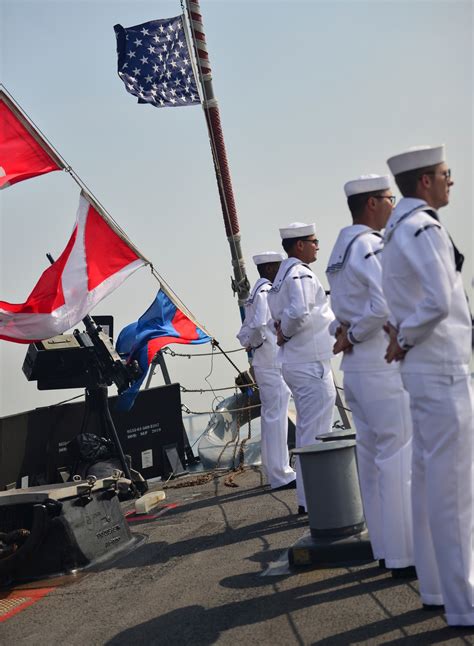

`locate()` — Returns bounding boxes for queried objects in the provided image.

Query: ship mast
[184,0,250,320]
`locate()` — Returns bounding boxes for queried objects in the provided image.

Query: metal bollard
[295,440,363,536]
[289,440,373,566]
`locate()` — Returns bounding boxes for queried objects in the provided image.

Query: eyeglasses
[424,169,451,180]
[373,195,396,205]
[301,238,319,246]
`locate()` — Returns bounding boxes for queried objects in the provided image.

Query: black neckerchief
[428,210,464,272]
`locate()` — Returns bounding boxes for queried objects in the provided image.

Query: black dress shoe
[272,479,297,492]
[422,604,444,611]
[297,505,307,515]
[451,624,474,629]
[391,566,417,579]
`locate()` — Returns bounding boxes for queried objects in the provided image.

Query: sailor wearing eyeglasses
[236,251,296,491]
[267,222,336,514]
[382,145,474,627]
[326,174,414,577]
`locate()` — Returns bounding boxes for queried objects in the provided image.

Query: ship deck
[1,467,473,645]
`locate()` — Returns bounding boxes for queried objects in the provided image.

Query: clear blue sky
[0,0,472,417]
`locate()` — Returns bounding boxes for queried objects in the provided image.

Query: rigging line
[203,343,220,402]
[180,383,257,393]
[202,346,236,412]
[212,339,243,375]
[163,347,244,357]
[48,393,85,407]
[189,426,211,449]
[181,402,260,415]
[184,4,243,274]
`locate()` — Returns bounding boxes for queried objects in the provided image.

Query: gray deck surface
[2,467,474,645]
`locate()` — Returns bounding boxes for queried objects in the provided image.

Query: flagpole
[184,0,250,321]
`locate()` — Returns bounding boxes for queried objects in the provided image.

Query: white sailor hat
[387,145,445,175]
[252,251,285,266]
[344,174,391,197]
[279,222,316,239]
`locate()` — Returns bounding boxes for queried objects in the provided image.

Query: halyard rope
[180,384,257,393]
[162,347,245,358]
[181,402,260,416]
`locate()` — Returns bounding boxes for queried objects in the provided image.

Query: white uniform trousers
[343,370,413,567]
[282,360,336,508]
[253,366,295,489]
[402,372,474,626]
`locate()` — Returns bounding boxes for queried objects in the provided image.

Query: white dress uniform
[326,216,413,568]
[268,232,336,509]
[237,261,295,490]
[383,146,474,626]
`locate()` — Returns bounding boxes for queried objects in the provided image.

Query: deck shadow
[160,480,293,517]
[105,591,452,646]
[115,512,305,568]
[220,561,387,590]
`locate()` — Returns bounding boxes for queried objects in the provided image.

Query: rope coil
[165,388,256,489]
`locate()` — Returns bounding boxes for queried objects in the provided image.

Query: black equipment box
[23,334,96,390]
[22,330,131,393]
[0,385,186,490]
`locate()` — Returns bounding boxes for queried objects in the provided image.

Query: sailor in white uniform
[326,174,414,575]
[267,223,336,513]
[237,252,296,491]
[383,145,474,626]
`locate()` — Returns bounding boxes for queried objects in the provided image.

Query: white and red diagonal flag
[0,87,65,189]
[0,192,148,343]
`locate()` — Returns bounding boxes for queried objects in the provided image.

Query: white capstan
[387,145,445,175]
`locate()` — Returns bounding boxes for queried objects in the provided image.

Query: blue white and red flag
[116,288,211,410]
[114,16,201,109]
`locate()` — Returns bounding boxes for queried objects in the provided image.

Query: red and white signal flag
[0,87,65,189]
[0,192,148,343]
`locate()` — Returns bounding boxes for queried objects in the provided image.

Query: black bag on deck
[66,433,115,479]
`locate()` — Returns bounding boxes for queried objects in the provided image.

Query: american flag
[114,16,201,109]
